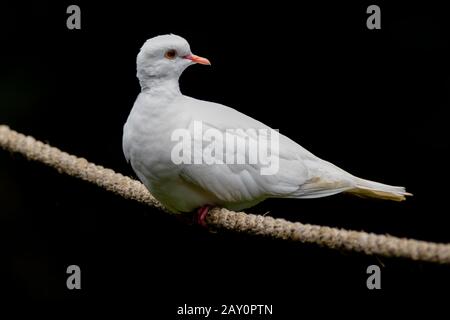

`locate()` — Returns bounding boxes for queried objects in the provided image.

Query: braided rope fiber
[1,125,449,264]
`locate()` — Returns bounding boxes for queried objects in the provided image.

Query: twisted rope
[1,124,449,264]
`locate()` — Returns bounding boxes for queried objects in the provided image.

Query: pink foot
[195,205,210,227]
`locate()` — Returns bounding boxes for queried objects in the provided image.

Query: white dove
[123,34,410,225]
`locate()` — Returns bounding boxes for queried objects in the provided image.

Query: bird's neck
[139,76,181,97]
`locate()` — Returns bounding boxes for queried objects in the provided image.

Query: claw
[195,205,210,227]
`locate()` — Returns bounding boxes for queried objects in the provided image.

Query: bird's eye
[164,49,177,60]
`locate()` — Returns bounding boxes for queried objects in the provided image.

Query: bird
[123,34,411,225]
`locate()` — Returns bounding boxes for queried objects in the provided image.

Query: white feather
[123,34,410,213]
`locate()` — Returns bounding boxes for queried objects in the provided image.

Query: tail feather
[348,177,412,201]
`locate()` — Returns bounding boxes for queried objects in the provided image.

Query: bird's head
[136,34,210,88]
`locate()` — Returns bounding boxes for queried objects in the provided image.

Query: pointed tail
[347,177,412,201]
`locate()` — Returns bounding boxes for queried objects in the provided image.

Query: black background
[1,0,449,314]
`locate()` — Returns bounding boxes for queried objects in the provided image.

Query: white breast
[123,93,218,213]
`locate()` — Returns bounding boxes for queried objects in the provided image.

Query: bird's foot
[194,205,210,227]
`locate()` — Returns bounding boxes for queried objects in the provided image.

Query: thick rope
[1,124,449,264]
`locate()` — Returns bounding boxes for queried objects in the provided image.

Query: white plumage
[123,34,410,214]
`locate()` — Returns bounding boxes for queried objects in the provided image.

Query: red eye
[164,49,177,59]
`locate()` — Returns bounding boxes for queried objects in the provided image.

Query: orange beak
[184,54,211,65]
